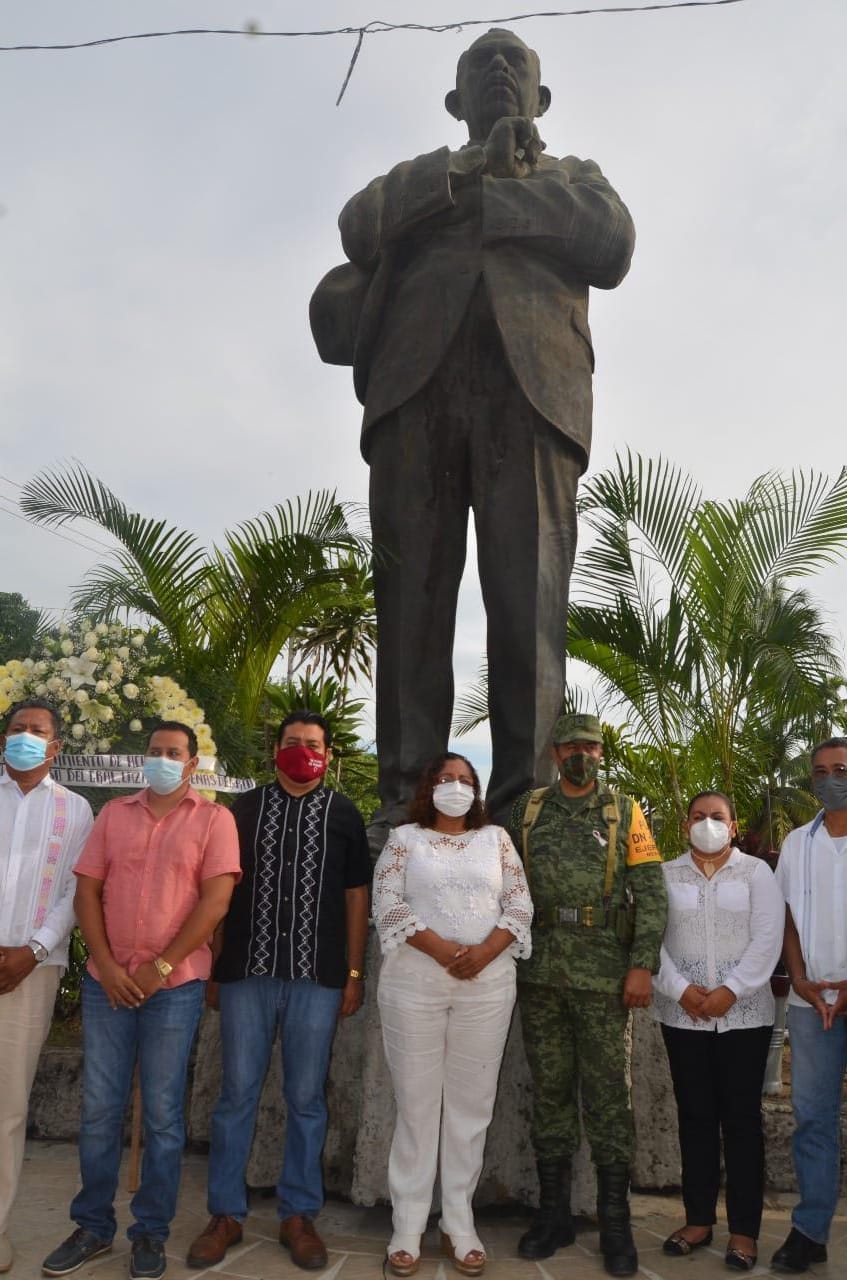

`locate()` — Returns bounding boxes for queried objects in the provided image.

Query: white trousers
[377,945,516,1242]
[0,965,60,1234]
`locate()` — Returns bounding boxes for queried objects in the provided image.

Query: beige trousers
[0,965,60,1234]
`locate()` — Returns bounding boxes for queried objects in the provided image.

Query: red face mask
[275,744,328,784]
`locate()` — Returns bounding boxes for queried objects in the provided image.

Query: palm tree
[290,553,377,710]
[20,465,372,773]
[569,454,847,847]
[741,674,847,854]
[453,454,847,851]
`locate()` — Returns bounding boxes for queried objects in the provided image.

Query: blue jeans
[207,976,342,1220]
[71,975,204,1242]
[787,1003,847,1243]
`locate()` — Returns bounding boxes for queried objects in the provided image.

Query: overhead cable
[0,0,756,102]
[0,501,105,556]
[0,472,115,552]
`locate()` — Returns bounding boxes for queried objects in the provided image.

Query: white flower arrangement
[0,621,218,761]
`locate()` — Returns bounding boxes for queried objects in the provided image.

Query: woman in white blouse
[372,753,533,1278]
[653,790,784,1272]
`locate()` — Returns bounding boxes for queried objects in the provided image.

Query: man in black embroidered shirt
[188,711,370,1273]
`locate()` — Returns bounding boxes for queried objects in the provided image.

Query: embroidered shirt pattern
[295,790,327,978]
[250,786,284,976]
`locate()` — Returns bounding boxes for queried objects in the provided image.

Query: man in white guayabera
[0,699,93,1274]
[771,736,847,1274]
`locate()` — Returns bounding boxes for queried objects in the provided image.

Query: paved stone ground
[7,1142,847,1280]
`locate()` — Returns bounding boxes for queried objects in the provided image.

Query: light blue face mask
[142,755,187,795]
[4,731,52,772]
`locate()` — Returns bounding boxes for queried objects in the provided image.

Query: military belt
[534,904,633,933]
[536,905,608,929]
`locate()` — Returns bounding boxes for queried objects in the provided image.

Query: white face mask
[690,817,731,856]
[433,780,475,818]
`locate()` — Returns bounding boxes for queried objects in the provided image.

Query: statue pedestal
[189,930,684,1213]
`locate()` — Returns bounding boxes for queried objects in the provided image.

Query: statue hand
[523,123,546,167]
[484,116,539,178]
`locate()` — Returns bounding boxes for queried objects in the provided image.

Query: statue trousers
[368,287,583,825]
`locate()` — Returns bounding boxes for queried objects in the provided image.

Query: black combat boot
[518,1159,576,1259]
[596,1164,638,1277]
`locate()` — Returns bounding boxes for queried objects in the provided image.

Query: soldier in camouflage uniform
[510,712,667,1275]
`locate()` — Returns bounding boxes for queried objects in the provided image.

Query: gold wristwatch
[348,968,364,980]
[153,956,173,982]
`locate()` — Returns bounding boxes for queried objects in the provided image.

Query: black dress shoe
[725,1246,756,1271]
[663,1229,713,1256]
[771,1228,827,1274]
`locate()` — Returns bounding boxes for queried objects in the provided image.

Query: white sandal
[385,1235,421,1276]
[439,1229,486,1276]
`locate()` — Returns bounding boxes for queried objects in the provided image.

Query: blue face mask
[4,731,52,772]
[142,756,187,795]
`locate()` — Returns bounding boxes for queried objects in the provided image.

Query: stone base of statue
[26,978,831,1203]
[188,930,685,1214]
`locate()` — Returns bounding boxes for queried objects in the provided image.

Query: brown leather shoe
[186,1215,243,1268]
[279,1216,328,1270]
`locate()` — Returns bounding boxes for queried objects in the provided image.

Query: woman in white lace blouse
[372,752,533,1278]
[653,791,784,1272]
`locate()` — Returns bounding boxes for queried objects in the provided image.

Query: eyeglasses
[812,764,847,778]
[435,775,474,787]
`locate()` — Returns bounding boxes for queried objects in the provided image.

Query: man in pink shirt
[42,721,241,1280]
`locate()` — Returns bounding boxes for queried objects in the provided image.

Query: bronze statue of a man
[311,28,635,836]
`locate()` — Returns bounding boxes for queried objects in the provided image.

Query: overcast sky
[2,0,845,776]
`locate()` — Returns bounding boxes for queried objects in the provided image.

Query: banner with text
[0,754,255,793]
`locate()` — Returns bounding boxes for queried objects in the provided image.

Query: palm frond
[742,468,847,584]
[575,451,701,611]
[452,660,490,738]
[20,465,212,648]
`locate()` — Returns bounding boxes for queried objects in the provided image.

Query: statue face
[455,30,542,139]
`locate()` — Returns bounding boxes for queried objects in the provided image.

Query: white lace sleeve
[372,828,427,953]
[654,943,690,1003]
[496,828,534,959]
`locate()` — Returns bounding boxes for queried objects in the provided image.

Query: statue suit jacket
[310,145,635,469]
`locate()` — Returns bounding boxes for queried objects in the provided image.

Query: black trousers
[661,1023,772,1237]
[368,288,582,826]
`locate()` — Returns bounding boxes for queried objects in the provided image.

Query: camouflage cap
[552,712,604,745]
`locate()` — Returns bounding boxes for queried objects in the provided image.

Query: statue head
[445,28,551,143]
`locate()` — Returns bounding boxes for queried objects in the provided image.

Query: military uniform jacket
[509,786,667,994]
